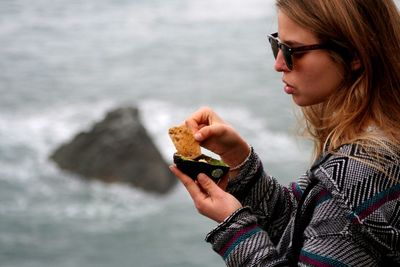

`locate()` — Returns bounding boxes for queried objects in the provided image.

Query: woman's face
[275,11,345,106]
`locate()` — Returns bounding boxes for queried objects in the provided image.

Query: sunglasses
[268,32,329,70]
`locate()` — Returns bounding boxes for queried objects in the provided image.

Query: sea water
[0,0,316,266]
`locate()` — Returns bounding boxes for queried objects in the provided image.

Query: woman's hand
[170,165,242,223]
[185,107,250,169]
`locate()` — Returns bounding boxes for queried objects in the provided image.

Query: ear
[351,57,362,71]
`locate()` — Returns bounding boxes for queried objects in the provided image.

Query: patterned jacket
[205,144,400,266]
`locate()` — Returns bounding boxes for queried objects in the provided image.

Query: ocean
[0,0,339,266]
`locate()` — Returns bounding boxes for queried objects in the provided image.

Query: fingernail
[197,173,207,181]
[194,132,202,141]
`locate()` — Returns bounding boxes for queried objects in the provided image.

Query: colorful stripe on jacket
[300,250,348,267]
[218,224,262,260]
[348,183,400,224]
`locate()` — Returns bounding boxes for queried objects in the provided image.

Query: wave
[0,100,158,233]
[138,99,307,164]
[0,98,307,234]
[0,98,306,172]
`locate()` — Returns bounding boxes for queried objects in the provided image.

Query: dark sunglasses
[268,32,329,70]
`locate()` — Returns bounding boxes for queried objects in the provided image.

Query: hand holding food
[168,124,229,183]
[184,107,251,170]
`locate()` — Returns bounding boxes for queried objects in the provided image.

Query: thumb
[197,173,221,196]
[195,124,222,142]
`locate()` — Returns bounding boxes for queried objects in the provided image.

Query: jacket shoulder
[316,144,399,208]
[314,143,400,254]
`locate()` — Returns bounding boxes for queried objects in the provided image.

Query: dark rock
[50,107,176,194]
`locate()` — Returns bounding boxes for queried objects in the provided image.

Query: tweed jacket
[206,144,400,266]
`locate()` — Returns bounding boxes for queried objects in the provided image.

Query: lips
[283,80,295,94]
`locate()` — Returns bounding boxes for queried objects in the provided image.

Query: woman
[170,0,400,266]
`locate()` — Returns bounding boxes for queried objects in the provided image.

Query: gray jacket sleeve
[205,148,383,266]
[225,148,296,243]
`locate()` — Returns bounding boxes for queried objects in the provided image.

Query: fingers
[194,124,230,154]
[197,124,227,140]
[197,173,222,197]
[169,166,222,200]
[188,124,229,145]
[192,124,225,142]
[169,166,220,205]
[170,166,242,223]
[185,107,225,132]
[169,165,204,200]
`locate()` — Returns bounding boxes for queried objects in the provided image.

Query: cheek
[301,58,344,99]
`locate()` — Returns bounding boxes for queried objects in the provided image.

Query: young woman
[170,0,400,266]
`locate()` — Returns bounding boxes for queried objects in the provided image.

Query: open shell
[173,153,230,183]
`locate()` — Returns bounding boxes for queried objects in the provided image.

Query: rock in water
[50,107,176,194]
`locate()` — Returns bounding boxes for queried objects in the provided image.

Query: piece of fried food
[168,125,201,159]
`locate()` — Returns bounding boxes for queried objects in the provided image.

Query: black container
[173,153,230,183]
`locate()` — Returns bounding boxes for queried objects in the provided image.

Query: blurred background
[1,0,379,266]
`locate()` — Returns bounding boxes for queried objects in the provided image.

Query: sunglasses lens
[268,34,294,70]
[281,44,293,70]
[269,37,279,58]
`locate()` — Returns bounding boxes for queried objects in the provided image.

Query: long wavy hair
[276,0,400,160]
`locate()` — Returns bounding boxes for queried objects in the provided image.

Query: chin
[292,96,309,107]
[292,96,324,107]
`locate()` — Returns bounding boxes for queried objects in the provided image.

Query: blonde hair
[277,0,400,161]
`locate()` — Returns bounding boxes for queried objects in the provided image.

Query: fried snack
[168,125,201,159]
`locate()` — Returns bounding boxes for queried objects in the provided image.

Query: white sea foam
[138,99,307,164]
[0,101,164,233]
[0,97,305,194]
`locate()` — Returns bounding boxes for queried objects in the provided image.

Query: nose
[274,50,289,72]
